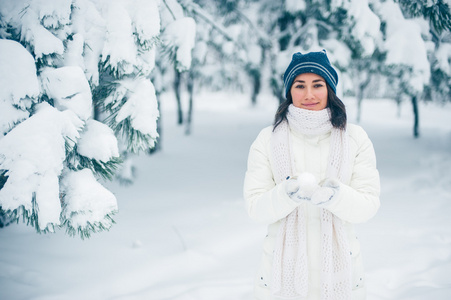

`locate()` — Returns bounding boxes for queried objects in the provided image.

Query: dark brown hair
[273,83,347,131]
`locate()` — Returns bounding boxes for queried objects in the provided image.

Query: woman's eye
[314,84,324,88]
[295,84,304,89]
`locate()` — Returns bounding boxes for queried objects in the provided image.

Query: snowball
[297,172,318,195]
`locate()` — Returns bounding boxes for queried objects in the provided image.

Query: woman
[243,50,380,300]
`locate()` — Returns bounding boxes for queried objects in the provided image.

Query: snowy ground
[0,92,450,300]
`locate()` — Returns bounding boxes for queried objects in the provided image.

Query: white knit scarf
[270,105,352,300]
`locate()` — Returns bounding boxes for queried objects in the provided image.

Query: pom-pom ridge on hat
[283,50,338,97]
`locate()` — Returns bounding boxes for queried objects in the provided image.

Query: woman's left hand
[310,178,340,206]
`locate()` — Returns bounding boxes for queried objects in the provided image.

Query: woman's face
[290,73,328,111]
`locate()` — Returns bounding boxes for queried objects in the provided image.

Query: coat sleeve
[243,127,299,224]
[326,125,381,223]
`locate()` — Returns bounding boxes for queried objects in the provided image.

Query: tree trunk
[356,86,363,124]
[356,71,371,123]
[93,103,101,121]
[185,71,194,135]
[174,70,183,125]
[411,95,420,138]
[149,96,162,153]
[250,68,261,106]
[269,51,286,104]
[396,98,402,118]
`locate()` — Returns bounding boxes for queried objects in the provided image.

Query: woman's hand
[285,172,320,202]
[286,174,340,206]
[310,178,340,206]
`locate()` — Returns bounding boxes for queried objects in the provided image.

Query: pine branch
[0,208,15,228]
[96,81,158,153]
[233,9,272,48]
[114,118,157,153]
[62,211,117,240]
[178,0,234,42]
[161,0,177,21]
[1,200,56,234]
[396,0,451,34]
[0,170,7,190]
[65,147,122,181]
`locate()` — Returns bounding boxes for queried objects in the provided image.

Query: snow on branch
[102,77,160,153]
[40,66,93,121]
[161,17,196,72]
[0,39,39,135]
[60,168,118,239]
[178,0,234,42]
[101,1,138,77]
[0,0,163,237]
[0,103,83,233]
[17,2,66,59]
[380,0,430,93]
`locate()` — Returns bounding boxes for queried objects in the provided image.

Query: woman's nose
[305,87,314,99]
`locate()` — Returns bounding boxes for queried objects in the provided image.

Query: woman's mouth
[302,102,319,107]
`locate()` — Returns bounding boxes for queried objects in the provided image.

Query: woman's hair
[273,83,347,131]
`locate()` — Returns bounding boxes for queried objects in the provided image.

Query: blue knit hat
[283,50,338,97]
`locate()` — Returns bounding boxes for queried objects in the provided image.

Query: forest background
[0,0,450,299]
[1,0,450,236]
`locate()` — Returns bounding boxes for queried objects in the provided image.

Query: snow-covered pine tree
[158,0,255,134]
[89,0,161,183]
[396,0,451,34]
[395,0,451,105]
[373,0,432,138]
[427,37,451,104]
[189,0,271,107]
[183,0,251,94]
[254,0,376,103]
[158,0,196,129]
[0,0,163,237]
[335,0,384,123]
[0,38,41,228]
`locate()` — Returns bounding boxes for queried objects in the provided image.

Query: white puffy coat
[244,123,380,300]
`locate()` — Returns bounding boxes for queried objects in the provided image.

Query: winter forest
[0,0,450,299]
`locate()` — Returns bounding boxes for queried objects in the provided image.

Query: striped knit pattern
[283,50,338,97]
